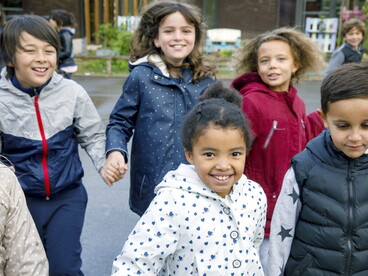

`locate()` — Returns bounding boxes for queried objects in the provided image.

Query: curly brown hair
[234,27,326,83]
[129,0,216,82]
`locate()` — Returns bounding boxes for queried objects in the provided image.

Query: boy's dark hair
[182,81,253,153]
[0,14,60,79]
[321,63,368,114]
[50,9,76,28]
[342,18,366,37]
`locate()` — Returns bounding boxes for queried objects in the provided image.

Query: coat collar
[155,163,249,204]
[129,54,170,77]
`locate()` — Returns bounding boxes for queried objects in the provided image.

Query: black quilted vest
[341,44,364,64]
[284,130,368,276]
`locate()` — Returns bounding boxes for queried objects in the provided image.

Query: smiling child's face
[153,11,195,67]
[257,40,298,92]
[185,125,246,198]
[10,31,57,88]
[344,27,363,50]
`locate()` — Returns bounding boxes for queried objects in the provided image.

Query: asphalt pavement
[74,74,322,276]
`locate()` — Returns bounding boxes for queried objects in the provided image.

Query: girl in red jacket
[230,27,325,269]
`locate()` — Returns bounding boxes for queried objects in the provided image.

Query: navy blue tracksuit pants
[26,184,88,276]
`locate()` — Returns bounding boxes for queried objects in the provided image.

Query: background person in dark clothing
[0,4,6,71]
[323,18,365,76]
[49,9,78,79]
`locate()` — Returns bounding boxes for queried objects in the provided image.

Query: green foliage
[94,23,133,56]
[110,31,132,56]
[362,3,368,53]
[111,59,129,74]
[218,49,233,58]
[76,51,130,76]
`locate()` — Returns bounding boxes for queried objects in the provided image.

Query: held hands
[100,151,128,186]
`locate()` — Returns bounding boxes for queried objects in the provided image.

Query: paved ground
[74,75,323,275]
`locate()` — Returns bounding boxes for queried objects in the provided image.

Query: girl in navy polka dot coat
[101,1,216,216]
[112,82,267,275]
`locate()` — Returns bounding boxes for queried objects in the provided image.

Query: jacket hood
[307,129,368,170]
[155,163,249,202]
[231,72,263,92]
[231,72,297,98]
[129,54,170,77]
[60,27,75,36]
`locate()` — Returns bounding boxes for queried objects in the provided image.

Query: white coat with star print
[112,163,267,275]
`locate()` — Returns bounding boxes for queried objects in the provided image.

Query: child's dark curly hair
[182,81,253,153]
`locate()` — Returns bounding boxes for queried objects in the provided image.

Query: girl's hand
[100,151,128,186]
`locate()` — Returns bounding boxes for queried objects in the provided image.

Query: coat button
[223,207,230,215]
[233,259,241,268]
[230,230,239,239]
[154,75,158,79]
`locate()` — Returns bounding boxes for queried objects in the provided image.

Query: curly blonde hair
[234,27,326,83]
[129,0,216,82]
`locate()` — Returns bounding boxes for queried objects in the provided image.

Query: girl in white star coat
[112,81,267,275]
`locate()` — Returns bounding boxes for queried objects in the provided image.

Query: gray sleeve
[74,87,106,172]
[323,50,345,77]
[266,168,301,276]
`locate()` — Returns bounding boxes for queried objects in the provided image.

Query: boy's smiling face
[10,31,57,88]
[344,27,363,50]
[321,98,368,158]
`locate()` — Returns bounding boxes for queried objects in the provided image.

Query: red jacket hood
[230,72,298,98]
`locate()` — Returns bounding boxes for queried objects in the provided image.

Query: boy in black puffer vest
[268,63,368,275]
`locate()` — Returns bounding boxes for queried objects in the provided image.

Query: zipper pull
[263,120,278,148]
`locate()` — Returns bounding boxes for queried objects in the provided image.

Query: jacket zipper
[263,120,278,148]
[344,163,354,275]
[33,90,51,200]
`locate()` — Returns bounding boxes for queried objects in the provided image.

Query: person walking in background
[111,81,267,275]
[324,17,365,76]
[0,4,6,71]
[101,0,216,216]
[268,63,368,275]
[0,160,49,275]
[49,9,78,79]
[0,15,106,275]
[230,27,326,270]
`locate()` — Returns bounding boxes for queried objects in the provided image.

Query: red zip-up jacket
[231,73,324,237]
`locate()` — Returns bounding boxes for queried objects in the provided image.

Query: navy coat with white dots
[106,55,214,216]
[112,164,267,275]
